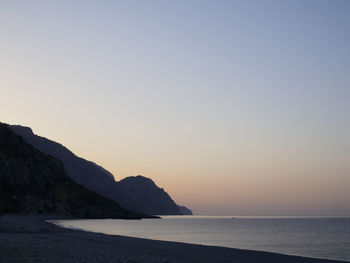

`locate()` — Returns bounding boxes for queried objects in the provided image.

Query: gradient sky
[1,0,349,215]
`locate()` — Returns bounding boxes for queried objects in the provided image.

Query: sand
[0,214,346,263]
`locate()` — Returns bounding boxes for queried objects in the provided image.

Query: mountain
[114,176,192,215]
[177,205,193,215]
[114,176,180,215]
[10,125,118,201]
[10,125,192,215]
[0,123,149,219]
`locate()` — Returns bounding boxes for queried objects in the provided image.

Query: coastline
[0,214,347,263]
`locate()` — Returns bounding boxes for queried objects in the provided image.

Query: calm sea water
[54,216,350,261]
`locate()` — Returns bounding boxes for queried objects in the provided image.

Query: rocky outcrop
[10,125,117,202]
[10,125,192,215]
[114,176,182,215]
[114,176,193,215]
[0,123,149,219]
[177,205,193,215]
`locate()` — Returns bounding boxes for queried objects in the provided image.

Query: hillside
[114,176,182,215]
[11,125,192,215]
[0,123,149,219]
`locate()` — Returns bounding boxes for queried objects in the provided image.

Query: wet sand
[0,214,346,263]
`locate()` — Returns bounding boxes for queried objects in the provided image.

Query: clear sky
[1,0,349,215]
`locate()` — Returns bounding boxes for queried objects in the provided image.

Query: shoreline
[0,214,347,263]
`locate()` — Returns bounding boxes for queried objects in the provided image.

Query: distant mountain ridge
[10,125,192,215]
[0,123,148,219]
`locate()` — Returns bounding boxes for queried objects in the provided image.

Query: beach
[0,214,346,263]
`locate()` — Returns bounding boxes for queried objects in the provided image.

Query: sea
[54,216,350,262]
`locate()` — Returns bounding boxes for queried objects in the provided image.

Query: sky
[1,0,349,216]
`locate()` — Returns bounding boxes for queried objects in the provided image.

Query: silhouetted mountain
[115,176,193,215]
[10,125,117,202]
[0,123,149,219]
[114,176,180,215]
[178,205,193,215]
[10,125,192,215]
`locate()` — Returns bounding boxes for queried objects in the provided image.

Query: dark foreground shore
[0,214,346,263]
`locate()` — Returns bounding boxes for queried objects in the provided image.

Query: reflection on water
[53,216,350,261]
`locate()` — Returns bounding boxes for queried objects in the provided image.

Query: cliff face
[10,125,117,202]
[114,176,182,215]
[10,125,192,215]
[178,205,193,215]
[0,123,147,219]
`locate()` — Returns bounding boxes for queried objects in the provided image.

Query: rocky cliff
[10,125,117,201]
[177,205,193,215]
[11,125,192,215]
[114,176,181,215]
[0,123,149,219]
